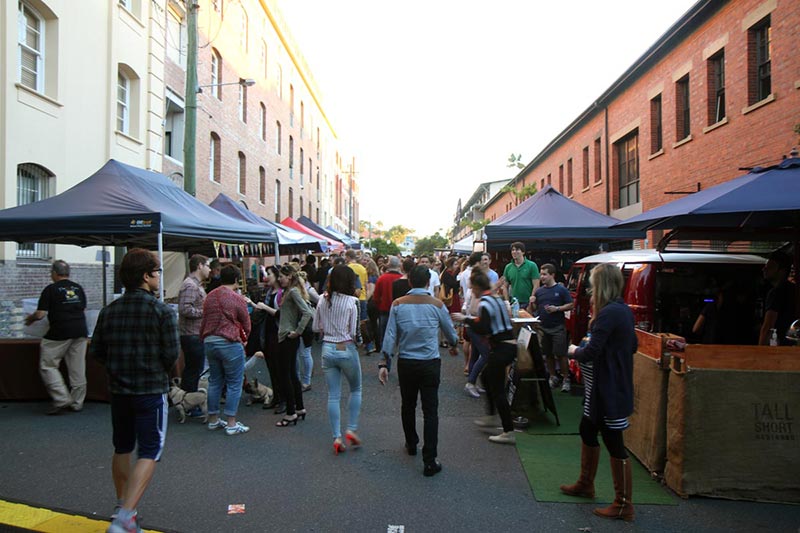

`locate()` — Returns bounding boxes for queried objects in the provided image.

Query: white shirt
[426,268,441,297]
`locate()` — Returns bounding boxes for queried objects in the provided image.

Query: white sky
[279,0,699,237]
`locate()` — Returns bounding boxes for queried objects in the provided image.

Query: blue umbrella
[615,157,800,232]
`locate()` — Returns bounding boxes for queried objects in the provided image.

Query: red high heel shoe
[333,439,346,455]
[345,430,362,449]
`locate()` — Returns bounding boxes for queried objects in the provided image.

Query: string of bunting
[213,241,274,258]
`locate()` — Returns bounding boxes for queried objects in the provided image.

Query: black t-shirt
[37,279,88,340]
[765,279,797,346]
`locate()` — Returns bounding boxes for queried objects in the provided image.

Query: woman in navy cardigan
[561,263,637,521]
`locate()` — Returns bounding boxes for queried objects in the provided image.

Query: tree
[507,153,525,169]
[500,182,538,203]
[384,224,414,245]
[468,218,489,231]
[414,232,449,257]
[364,238,400,256]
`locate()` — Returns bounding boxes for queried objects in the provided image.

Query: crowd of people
[26,242,688,531]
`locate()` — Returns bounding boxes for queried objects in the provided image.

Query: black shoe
[273,402,287,415]
[404,442,417,456]
[423,460,442,477]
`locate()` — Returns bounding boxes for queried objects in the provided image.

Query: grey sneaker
[489,431,516,445]
[207,419,228,430]
[225,421,250,435]
[107,510,142,533]
[548,375,561,389]
[473,415,499,428]
[464,383,480,398]
[561,378,571,393]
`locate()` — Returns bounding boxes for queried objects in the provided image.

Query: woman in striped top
[313,265,361,454]
[561,263,637,521]
[452,269,517,445]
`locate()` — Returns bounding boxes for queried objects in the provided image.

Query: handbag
[301,320,314,346]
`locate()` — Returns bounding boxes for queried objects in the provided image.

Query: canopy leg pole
[274,243,280,265]
[157,225,164,301]
[102,246,107,306]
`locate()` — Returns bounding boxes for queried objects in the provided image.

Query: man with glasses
[178,254,211,394]
[25,260,88,415]
[91,249,179,533]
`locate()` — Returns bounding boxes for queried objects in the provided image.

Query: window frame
[753,17,771,102]
[209,132,221,183]
[675,75,691,141]
[210,49,222,100]
[16,163,53,259]
[707,51,726,125]
[237,152,246,195]
[650,94,663,153]
[18,1,45,93]
[117,71,130,134]
[616,131,640,209]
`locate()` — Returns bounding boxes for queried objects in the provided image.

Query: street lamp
[196,78,256,94]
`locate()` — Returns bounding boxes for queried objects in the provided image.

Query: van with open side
[565,250,767,344]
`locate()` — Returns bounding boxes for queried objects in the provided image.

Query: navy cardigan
[573,298,637,424]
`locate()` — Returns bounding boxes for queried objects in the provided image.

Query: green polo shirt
[503,258,540,304]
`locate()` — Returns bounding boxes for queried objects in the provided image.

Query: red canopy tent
[281,217,344,252]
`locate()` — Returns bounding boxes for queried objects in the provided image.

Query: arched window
[261,40,268,79]
[239,7,248,51]
[275,179,281,220]
[238,152,246,195]
[259,166,266,204]
[288,187,294,218]
[275,121,281,154]
[17,163,53,258]
[260,102,267,141]
[209,132,221,182]
[210,48,222,99]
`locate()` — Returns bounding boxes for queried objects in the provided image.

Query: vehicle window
[567,267,582,292]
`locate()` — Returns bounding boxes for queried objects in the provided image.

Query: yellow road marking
[0,499,163,532]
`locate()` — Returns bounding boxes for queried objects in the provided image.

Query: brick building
[482,0,799,247]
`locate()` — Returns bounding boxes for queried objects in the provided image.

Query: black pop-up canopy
[0,159,277,252]
[484,185,643,250]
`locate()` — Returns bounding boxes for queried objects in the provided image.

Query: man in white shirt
[418,255,441,297]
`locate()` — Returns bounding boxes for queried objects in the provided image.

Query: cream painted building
[0,0,167,312]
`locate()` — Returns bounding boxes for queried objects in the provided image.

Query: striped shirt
[466,292,514,343]
[313,292,359,343]
[580,361,629,430]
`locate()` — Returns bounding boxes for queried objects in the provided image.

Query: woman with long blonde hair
[562,263,637,521]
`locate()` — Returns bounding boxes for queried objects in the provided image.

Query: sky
[279,0,699,238]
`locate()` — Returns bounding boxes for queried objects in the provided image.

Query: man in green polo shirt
[502,241,540,312]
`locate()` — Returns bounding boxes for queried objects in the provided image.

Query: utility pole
[183,1,199,195]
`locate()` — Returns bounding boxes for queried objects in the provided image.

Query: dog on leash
[168,378,208,423]
[243,378,273,406]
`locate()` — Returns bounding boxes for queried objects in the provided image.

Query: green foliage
[364,238,400,256]
[501,182,538,202]
[794,123,800,136]
[384,225,414,245]
[414,232,449,257]
[507,153,525,169]
[468,219,489,231]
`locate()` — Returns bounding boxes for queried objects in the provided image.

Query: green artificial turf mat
[515,433,677,505]
[515,391,585,435]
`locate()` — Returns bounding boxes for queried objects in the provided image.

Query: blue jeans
[466,328,490,385]
[321,342,362,439]
[204,336,245,418]
[296,338,313,386]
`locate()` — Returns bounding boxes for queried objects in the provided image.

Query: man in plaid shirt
[178,254,210,393]
[90,248,179,533]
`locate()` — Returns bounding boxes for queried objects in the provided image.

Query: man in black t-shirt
[25,260,89,414]
[759,251,797,346]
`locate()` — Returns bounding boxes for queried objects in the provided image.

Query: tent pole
[157,224,164,301]
[102,246,107,306]
[275,242,280,265]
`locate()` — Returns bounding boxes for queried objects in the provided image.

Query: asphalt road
[1,345,798,532]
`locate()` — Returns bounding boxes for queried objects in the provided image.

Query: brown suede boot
[560,444,601,498]
[594,457,634,521]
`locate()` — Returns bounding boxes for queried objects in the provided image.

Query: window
[749,17,771,104]
[650,94,662,153]
[300,195,304,217]
[288,187,294,218]
[582,147,589,189]
[299,148,304,185]
[309,158,313,184]
[558,164,564,192]
[166,7,186,68]
[707,51,725,124]
[546,173,551,186]
[209,132,221,182]
[260,40,267,79]
[289,135,294,179]
[275,179,281,220]
[164,92,185,163]
[117,71,130,134]
[238,81,247,122]
[210,49,221,99]
[594,138,602,183]
[567,158,573,196]
[300,101,305,136]
[17,163,53,258]
[675,75,690,141]
[237,152,246,195]
[289,85,295,125]
[616,131,639,208]
[18,1,44,92]
[239,7,248,51]
[277,65,283,99]
[260,102,266,141]
[259,166,266,204]
[275,121,281,154]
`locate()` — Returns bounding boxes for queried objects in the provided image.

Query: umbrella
[614,157,800,234]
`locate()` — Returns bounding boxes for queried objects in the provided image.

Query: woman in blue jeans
[313,265,361,454]
[200,264,251,436]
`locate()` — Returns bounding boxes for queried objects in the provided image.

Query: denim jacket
[382,288,458,369]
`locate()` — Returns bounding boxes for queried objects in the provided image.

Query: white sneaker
[476,385,486,394]
[464,383,480,398]
[225,421,250,436]
[207,419,228,430]
[489,431,516,445]
[473,415,499,428]
[549,375,560,389]
[561,378,571,393]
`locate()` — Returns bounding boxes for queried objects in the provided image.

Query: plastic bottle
[511,297,520,318]
[769,328,778,346]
